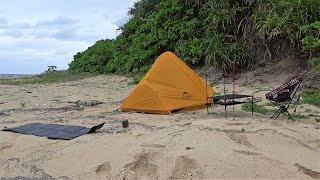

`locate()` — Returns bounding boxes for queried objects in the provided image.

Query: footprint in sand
[295,163,320,179]
[228,133,254,148]
[0,142,13,151]
[4,158,20,173]
[121,153,159,180]
[225,122,250,126]
[168,156,203,180]
[141,144,166,149]
[96,162,111,175]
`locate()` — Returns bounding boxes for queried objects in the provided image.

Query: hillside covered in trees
[68,0,320,79]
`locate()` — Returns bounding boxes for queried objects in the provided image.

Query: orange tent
[120,51,214,114]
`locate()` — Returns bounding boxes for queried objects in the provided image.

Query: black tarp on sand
[2,123,104,140]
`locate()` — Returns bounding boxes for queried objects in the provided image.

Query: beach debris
[315,124,319,129]
[181,122,192,127]
[68,100,104,107]
[116,130,127,133]
[186,146,194,150]
[0,112,9,117]
[76,100,104,107]
[122,120,129,128]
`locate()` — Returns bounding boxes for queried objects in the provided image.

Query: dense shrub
[68,0,320,80]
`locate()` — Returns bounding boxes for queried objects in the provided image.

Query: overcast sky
[0,0,135,74]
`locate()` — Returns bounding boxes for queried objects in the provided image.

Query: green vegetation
[300,21,320,74]
[242,101,275,115]
[289,114,310,120]
[68,0,320,82]
[302,90,320,107]
[68,40,115,73]
[0,70,97,85]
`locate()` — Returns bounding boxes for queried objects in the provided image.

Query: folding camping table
[207,94,254,117]
[205,72,254,117]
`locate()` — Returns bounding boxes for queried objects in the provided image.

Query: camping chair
[265,75,303,120]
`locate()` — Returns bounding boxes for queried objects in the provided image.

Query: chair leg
[274,109,283,119]
[271,108,282,119]
[286,110,294,121]
[251,96,253,116]
[225,105,227,118]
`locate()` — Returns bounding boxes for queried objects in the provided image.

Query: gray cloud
[51,28,77,41]
[36,16,78,27]
[31,17,80,41]
[31,26,102,43]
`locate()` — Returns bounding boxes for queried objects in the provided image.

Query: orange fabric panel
[120,51,214,114]
[120,83,168,112]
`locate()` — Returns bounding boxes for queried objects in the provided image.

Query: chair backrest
[266,75,303,102]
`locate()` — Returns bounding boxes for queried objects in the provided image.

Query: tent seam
[170,54,209,96]
[145,81,170,112]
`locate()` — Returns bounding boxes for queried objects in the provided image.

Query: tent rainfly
[120,51,214,114]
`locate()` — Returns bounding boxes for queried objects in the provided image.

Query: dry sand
[0,74,319,180]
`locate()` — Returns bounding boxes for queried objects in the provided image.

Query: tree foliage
[69,0,320,79]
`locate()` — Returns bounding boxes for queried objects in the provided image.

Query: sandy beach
[0,74,319,179]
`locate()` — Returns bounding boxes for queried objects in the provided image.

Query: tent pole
[233,62,235,113]
[206,74,209,115]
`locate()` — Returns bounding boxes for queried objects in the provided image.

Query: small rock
[122,120,129,128]
[315,125,320,129]
[304,126,308,128]
[186,147,194,150]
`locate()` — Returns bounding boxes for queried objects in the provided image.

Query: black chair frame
[266,75,303,121]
